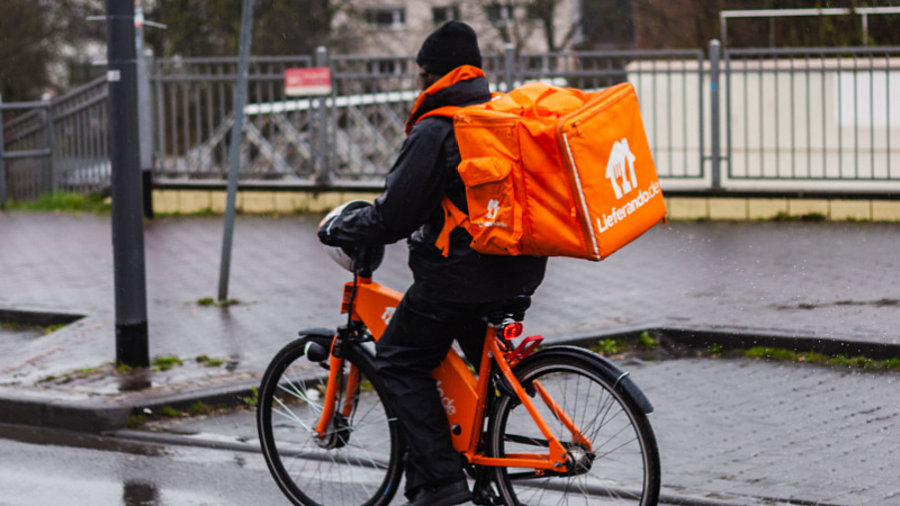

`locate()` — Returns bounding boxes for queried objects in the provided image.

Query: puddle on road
[0,422,167,457]
[123,481,160,506]
[32,356,251,396]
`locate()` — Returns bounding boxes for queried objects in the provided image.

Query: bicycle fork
[312,327,362,448]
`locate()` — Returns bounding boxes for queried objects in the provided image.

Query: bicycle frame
[315,274,590,474]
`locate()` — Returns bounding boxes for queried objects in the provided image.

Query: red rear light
[502,322,523,340]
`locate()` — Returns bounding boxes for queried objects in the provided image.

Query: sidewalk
[1,211,899,503]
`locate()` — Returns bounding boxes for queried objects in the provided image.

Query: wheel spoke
[488,354,660,505]
[257,338,403,506]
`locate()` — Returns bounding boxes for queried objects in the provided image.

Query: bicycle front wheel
[487,350,660,505]
[257,335,404,506]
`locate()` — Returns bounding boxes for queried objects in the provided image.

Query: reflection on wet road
[0,423,289,505]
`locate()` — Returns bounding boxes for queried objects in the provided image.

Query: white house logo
[596,137,661,234]
[605,138,637,199]
[381,307,395,325]
[478,199,508,229]
[485,199,500,220]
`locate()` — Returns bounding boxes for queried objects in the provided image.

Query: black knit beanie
[416,21,482,76]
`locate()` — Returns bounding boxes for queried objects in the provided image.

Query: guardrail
[1,77,109,206]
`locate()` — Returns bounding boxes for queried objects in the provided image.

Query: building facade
[330,1,584,57]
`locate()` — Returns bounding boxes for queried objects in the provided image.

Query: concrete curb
[565,325,900,359]
[0,381,258,433]
[0,306,86,327]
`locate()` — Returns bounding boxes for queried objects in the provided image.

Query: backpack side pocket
[457,156,523,255]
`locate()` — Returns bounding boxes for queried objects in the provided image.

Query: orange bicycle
[257,246,660,505]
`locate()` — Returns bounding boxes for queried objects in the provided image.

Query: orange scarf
[404,65,486,135]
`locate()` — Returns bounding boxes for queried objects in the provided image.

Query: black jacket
[319,72,546,303]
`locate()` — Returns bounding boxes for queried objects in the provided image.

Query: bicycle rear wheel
[257,334,403,506]
[487,350,660,505]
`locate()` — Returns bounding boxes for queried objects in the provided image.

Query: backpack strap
[416,105,460,123]
[418,105,470,258]
[435,196,470,258]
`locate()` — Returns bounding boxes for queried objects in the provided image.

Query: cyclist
[318,20,547,506]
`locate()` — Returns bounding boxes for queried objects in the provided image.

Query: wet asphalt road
[0,424,286,506]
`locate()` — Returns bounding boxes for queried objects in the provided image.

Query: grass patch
[196,297,240,307]
[9,192,110,213]
[591,338,623,356]
[637,331,660,351]
[158,405,181,418]
[195,355,225,367]
[589,331,662,357]
[580,332,899,374]
[38,366,106,385]
[125,415,148,429]
[189,401,213,416]
[151,355,183,371]
[0,320,67,336]
[242,386,259,408]
[744,346,900,371]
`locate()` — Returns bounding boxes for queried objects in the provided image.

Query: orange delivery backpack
[422,80,666,261]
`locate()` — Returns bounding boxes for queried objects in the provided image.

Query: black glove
[317,200,372,246]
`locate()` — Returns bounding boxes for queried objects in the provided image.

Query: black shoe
[402,480,472,506]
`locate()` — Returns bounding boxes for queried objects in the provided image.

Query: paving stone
[2,212,900,504]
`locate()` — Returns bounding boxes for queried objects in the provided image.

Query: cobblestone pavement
[124,356,900,505]
[2,212,898,383]
[2,211,900,504]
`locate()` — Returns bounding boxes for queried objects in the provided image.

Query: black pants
[374,284,488,498]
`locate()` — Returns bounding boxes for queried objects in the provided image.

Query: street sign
[284,67,332,96]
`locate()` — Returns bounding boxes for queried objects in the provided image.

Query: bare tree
[0,0,51,101]
[473,1,583,53]
[145,0,342,58]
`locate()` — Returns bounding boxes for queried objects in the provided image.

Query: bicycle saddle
[483,294,531,325]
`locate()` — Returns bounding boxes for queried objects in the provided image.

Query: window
[432,5,461,24]
[526,3,549,21]
[485,3,515,25]
[365,8,406,28]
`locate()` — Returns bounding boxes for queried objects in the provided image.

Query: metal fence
[4,42,900,205]
[1,77,109,204]
[724,46,900,192]
[152,55,314,180]
[188,47,708,188]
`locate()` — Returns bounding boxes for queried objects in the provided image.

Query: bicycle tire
[257,334,404,506]
[487,348,661,505]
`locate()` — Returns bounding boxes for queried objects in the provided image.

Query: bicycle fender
[296,328,379,365]
[518,345,654,414]
[297,327,335,339]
